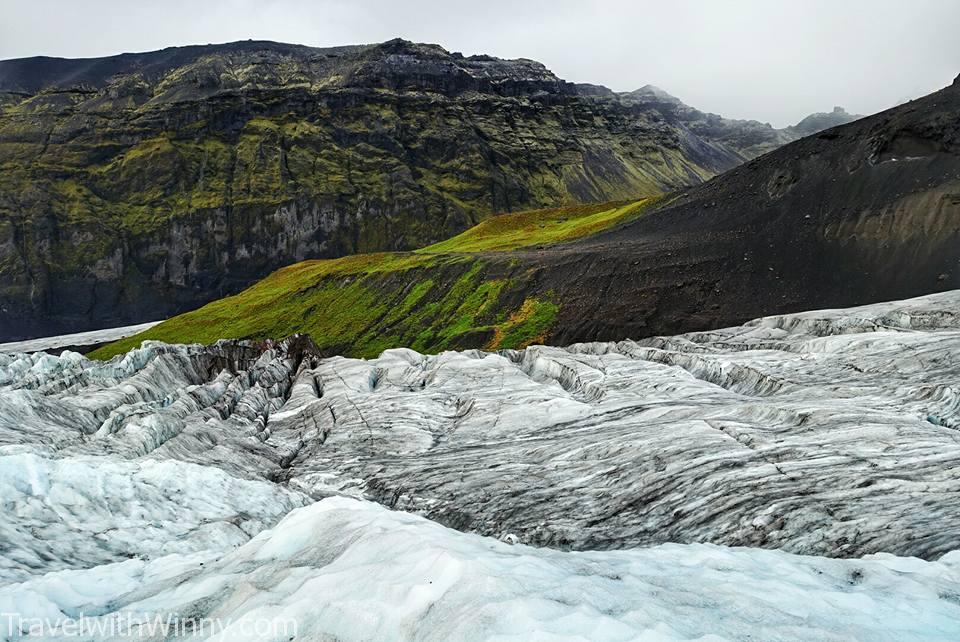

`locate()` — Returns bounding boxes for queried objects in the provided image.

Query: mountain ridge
[0,39,868,341]
[96,74,959,359]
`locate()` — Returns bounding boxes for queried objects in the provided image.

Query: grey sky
[1,0,957,127]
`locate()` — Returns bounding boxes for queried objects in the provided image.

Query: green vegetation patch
[418,197,659,254]
[92,194,662,360]
[488,298,560,350]
[91,252,436,359]
[90,252,561,361]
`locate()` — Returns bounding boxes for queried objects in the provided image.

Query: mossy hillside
[0,90,677,238]
[90,197,646,360]
[0,41,743,338]
[2,98,670,292]
[419,197,660,253]
[90,253,557,360]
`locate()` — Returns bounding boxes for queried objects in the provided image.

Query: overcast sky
[1,0,957,127]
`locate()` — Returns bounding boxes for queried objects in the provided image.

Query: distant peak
[371,38,447,57]
[791,106,862,135]
[628,84,685,106]
[375,37,420,51]
[633,84,679,99]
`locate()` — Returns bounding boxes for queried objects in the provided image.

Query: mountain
[625,85,862,158]
[790,105,862,136]
[0,38,833,341]
[98,74,959,359]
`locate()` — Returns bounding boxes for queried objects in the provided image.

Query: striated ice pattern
[2,292,960,639]
[3,497,960,641]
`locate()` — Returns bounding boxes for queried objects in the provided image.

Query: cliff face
[0,39,773,340]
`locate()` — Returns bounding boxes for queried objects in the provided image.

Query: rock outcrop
[789,105,862,136]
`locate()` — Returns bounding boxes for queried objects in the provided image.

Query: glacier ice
[3,497,959,641]
[0,321,162,356]
[1,292,960,639]
[0,452,308,584]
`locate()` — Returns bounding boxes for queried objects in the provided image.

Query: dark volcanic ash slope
[0,39,797,341]
[532,75,960,344]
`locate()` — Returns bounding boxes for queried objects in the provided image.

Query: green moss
[399,279,435,310]
[488,298,560,349]
[418,197,660,253]
[91,251,546,360]
[91,193,664,360]
[119,137,176,163]
[91,252,438,359]
[396,264,507,351]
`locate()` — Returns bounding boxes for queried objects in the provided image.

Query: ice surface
[2,498,959,641]
[2,292,960,639]
[0,321,162,355]
[4,295,958,556]
[0,452,308,584]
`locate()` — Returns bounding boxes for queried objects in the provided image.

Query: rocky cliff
[0,38,815,340]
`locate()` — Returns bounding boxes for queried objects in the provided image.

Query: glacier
[1,292,960,640]
[0,321,162,356]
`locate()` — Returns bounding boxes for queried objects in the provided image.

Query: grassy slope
[417,199,653,253]
[91,197,656,360]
